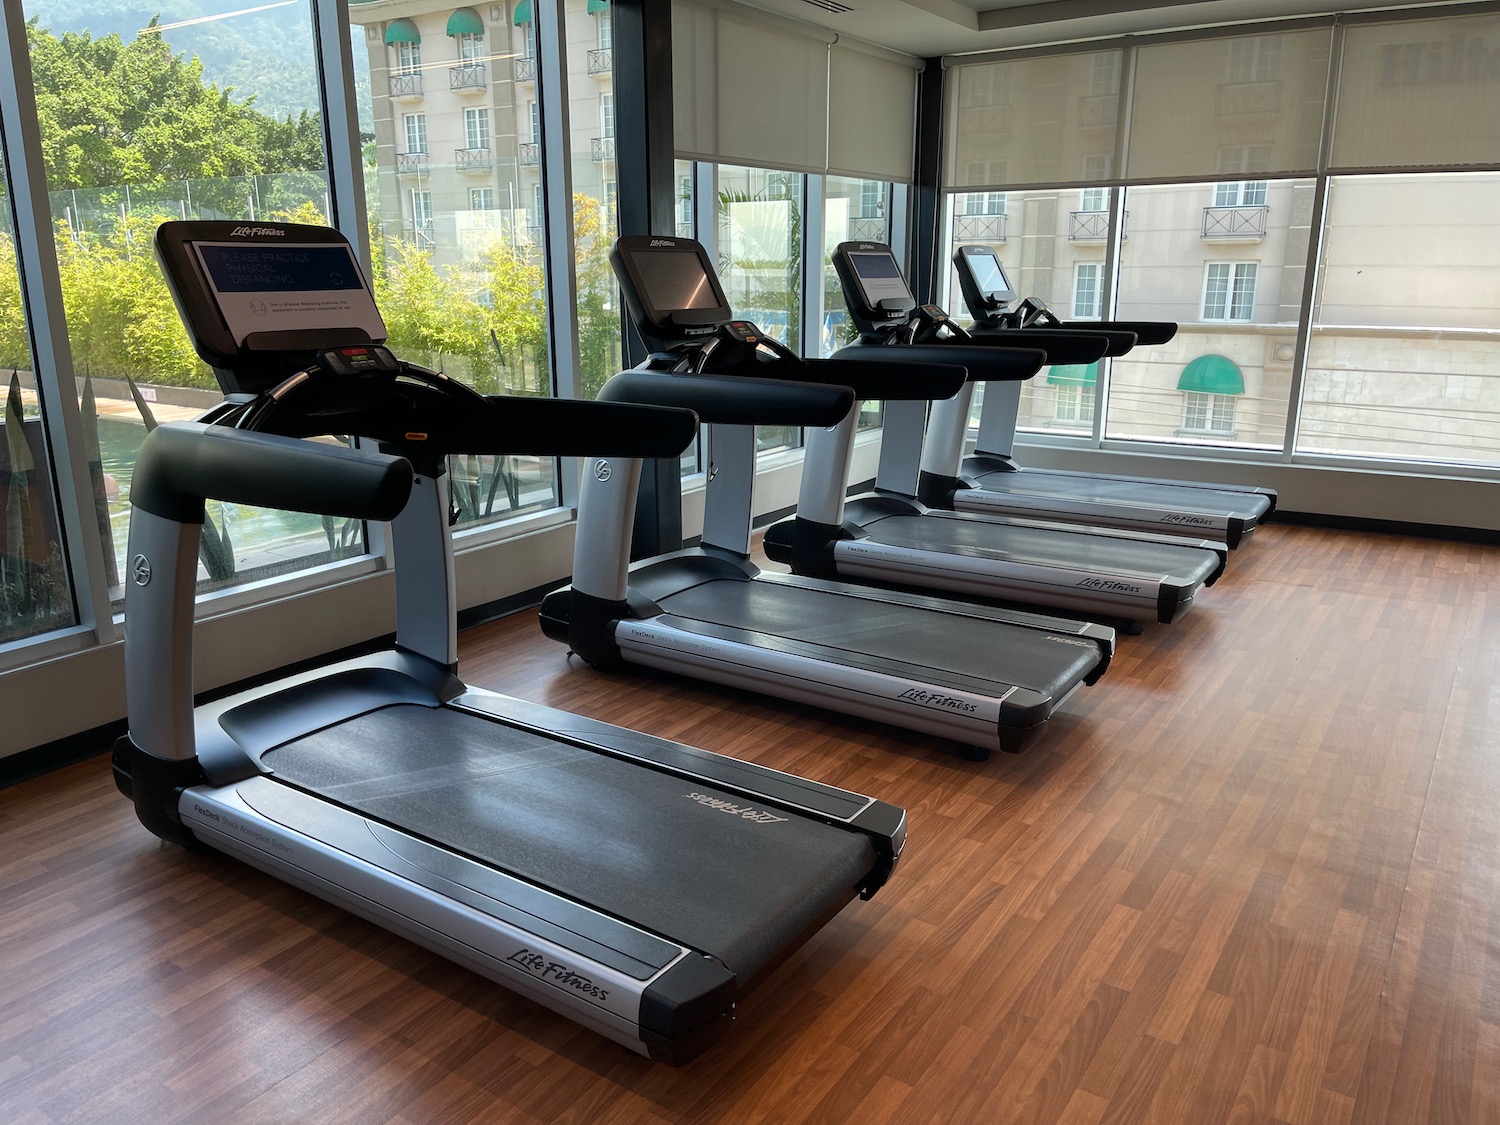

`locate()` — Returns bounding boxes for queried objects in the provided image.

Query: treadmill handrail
[132,422,414,524]
[598,370,855,428]
[832,341,1046,383]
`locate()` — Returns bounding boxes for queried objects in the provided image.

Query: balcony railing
[956,103,1013,135]
[1202,205,1269,239]
[1069,211,1109,241]
[953,213,1007,241]
[406,220,434,246]
[519,142,540,166]
[389,71,422,99]
[1078,93,1118,127]
[514,56,536,84]
[848,216,887,242]
[1216,80,1282,116]
[455,147,493,173]
[588,48,612,76]
[396,150,429,175]
[450,63,487,92]
[592,136,615,163]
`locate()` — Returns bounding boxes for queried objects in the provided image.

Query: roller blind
[1331,12,1500,170]
[674,0,919,181]
[828,44,917,182]
[946,50,1122,189]
[1128,29,1331,181]
[673,0,832,175]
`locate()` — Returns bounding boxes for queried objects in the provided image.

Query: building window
[456,31,485,63]
[403,112,427,154]
[411,188,433,241]
[1203,262,1258,321]
[1089,52,1121,96]
[470,187,495,210]
[528,100,539,144]
[1055,386,1095,423]
[604,180,617,226]
[1227,36,1283,84]
[1079,185,1108,212]
[961,191,1006,216]
[600,93,614,140]
[1182,392,1237,433]
[1073,263,1103,319]
[597,11,612,50]
[1214,180,1268,207]
[858,180,883,219]
[464,107,491,151]
[524,20,537,59]
[396,40,421,75]
[532,184,544,227]
[677,174,693,228]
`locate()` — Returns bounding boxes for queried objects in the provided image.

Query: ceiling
[730,0,1464,59]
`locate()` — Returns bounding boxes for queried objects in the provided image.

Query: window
[604,181,617,226]
[1203,262,1257,321]
[411,189,433,232]
[528,101,539,144]
[1182,392,1237,433]
[858,180,883,218]
[469,187,495,210]
[597,12,612,50]
[396,40,421,75]
[1055,386,1096,424]
[1227,36,1283,84]
[532,184,544,227]
[1090,52,1121,96]
[457,32,484,63]
[600,93,614,140]
[524,20,537,59]
[677,174,694,230]
[404,112,427,154]
[1214,181,1268,207]
[464,107,491,151]
[962,192,1006,216]
[1080,186,1108,212]
[1073,263,1103,319]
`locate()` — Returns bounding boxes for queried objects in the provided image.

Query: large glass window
[1108,180,1309,450]
[715,164,804,453]
[1,163,77,643]
[353,3,559,531]
[26,1,359,598]
[1300,172,1500,465]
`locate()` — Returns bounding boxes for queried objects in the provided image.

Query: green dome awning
[1047,360,1099,386]
[587,0,609,12]
[512,0,532,25]
[384,17,421,44]
[446,7,483,35]
[1177,353,1245,395]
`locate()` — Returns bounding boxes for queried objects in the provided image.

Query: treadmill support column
[919,382,977,481]
[701,425,756,557]
[391,471,459,669]
[973,379,1023,466]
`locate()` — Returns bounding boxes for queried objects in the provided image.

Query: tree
[0,234,29,371]
[26,18,324,203]
[573,194,621,400]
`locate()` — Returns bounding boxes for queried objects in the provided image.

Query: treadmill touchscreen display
[848,251,912,310]
[632,249,723,314]
[192,241,387,346]
[967,252,1014,300]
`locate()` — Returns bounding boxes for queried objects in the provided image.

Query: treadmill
[948,244,1277,548]
[760,241,1226,626]
[112,220,908,1065]
[539,234,1114,758]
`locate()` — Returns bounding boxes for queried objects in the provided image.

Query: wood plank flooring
[2,523,1498,1124]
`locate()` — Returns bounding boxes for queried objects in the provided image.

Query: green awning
[512,0,532,25]
[384,17,420,44]
[446,7,483,35]
[1177,353,1245,395]
[587,0,609,12]
[1047,360,1099,386]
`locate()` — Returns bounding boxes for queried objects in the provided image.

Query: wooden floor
[2,523,1498,1124]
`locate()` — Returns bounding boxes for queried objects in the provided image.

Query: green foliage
[574,194,621,400]
[54,212,212,387]
[27,18,323,196]
[0,235,29,371]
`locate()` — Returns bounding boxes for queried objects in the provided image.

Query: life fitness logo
[228,225,287,237]
[593,459,612,482]
[648,238,677,248]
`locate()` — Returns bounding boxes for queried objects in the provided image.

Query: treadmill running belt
[978,470,1269,517]
[656,579,1100,701]
[263,704,874,978]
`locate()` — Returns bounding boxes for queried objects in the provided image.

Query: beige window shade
[1331,13,1500,171]
[947,50,1123,189]
[828,44,918,182]
[1128,31,1330,182]
[672,0,832,175]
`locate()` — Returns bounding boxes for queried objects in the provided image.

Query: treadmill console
[611,236,734,348]
[953,244,1018,321]
[155,220,387,395]
[832,241,917,335]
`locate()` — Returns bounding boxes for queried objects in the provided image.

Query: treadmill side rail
[181,780,738,1062]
